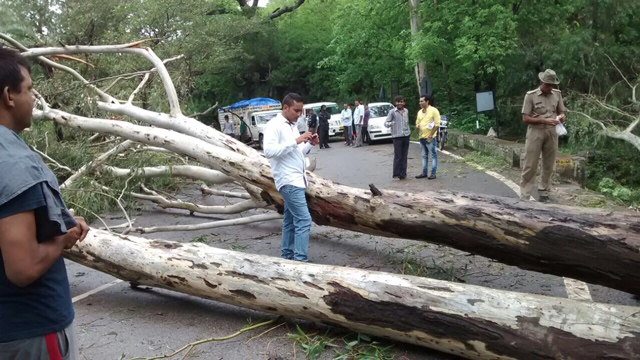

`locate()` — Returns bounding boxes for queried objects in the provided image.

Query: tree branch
[60,140,135,190]
[188,102,219,118]
[0,33,115,103]
[136,212,282,234]
[132,184,264,215]
[269,0,306,19]
[200,184,252,199]
[100,165,235,184]
[20,42,183,116]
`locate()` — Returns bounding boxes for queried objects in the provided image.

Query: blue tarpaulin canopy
[223,98,280,111]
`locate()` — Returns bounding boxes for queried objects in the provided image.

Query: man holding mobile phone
[263,93,319,262]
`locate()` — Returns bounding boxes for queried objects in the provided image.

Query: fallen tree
[65,229,640,360]
[6,34,637,293]
[37,106,640,295]
[4,31,640,360]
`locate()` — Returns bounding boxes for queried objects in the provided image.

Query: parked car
[303,102,343,137]
[366,102,395,142]
[248,110,280,149]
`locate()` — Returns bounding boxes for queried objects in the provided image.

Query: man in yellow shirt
[415,95,440,179]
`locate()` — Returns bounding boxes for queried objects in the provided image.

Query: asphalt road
[69,138,638,359]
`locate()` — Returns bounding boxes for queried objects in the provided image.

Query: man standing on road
[415,95,440,180]
[306,108,317,134]
[222,115,235,138]
[317,105,331,149]
[520,69,566,201]
[353,99,365,147]
[0,48,90,359]
[362,104,371,145]
[263,93,318,262]
[385,95,411,180]
[341,103,353,146]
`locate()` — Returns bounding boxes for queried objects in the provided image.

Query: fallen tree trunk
[40,110,640,295]
[65,229,640,360]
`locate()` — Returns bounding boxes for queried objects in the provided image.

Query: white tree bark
[100,165,235,184]
[65,230,640,360]
[131,185,264,216]
[200,184,251,199]
[135,213,281,233]
[409,0,427,93]
[61,140,135,190]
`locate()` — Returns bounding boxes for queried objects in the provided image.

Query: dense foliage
[1,0,639,202]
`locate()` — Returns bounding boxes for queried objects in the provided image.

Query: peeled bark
[65,230,640,360]
[39,109,640,295]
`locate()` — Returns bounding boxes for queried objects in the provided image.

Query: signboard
[476,91,494,112]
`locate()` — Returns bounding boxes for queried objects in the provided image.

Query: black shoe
[428,175,436,180]
[415,174,428,179]
[325,145,331,148]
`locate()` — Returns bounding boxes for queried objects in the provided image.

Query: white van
[303,102,343,137]
[247,110,281,149]
[366,102,395,142]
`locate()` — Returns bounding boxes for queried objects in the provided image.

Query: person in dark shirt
[0,48,89,359]
[362,104,371,145]
[317,105,331,149]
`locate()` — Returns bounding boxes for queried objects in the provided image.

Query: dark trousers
[362,125,370,144]
[318,125,330,148]
[392,136,410,178]
[344,126,352,145]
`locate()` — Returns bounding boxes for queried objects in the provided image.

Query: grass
[289,325,338,360]
[460,150,512,173]
[230,244,250,251]
[385,245,467,282]
[289,326,394,360]
[191,234,211,243]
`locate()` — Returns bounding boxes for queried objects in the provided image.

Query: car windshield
[369,104,394,118]
[312,105,340,115]
[254,112,278,125]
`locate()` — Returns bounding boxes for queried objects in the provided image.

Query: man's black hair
[420,95,432,104]
[282,93,303,107]
[394,95,405,103]
[321,105,327,109]
[224,115,229,120]
[0,47,31,94]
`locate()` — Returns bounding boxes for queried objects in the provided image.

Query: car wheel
[259,134,264,150]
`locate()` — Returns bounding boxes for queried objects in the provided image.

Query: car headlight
[370,124,378,130]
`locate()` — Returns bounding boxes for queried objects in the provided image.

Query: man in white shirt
[263,93,319,262]
[222,115,235,138]
[340,104,353,146]
[353,99,365,147]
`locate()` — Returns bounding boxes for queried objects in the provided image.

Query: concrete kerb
[447,130,585,183]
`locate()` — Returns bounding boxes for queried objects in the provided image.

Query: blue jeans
[279,185,312,261]
[419,138,438,176]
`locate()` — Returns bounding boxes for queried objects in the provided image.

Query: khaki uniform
[520,88,566,200]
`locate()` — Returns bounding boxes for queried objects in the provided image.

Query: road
[68,138,638,359]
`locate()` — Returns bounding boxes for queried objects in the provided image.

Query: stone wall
[447,130,584,183]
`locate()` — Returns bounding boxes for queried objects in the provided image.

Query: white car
[248,110,280,149]
[367,102,395,142]
[303,102,343,137]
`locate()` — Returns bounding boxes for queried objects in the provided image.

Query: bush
[597,178,640,204]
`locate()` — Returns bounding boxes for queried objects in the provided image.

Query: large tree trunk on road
[41,110,640,295]
[66,230,640,360]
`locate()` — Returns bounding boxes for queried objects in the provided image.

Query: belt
[529,124,555,129]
